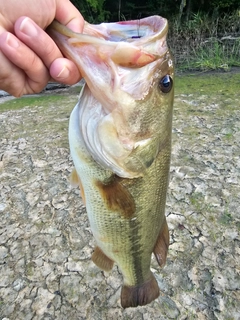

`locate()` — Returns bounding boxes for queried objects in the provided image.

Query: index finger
[14,16,81,85]
[14,17,63,69]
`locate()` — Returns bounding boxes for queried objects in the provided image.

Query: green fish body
[48,15,174,308]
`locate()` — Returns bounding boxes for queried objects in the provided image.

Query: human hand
[0,0,84,97]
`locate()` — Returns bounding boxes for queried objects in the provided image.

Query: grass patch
[175,72,240,96]
[176,41,240,72]
[218,212,233,225]
[223,132,234,141]
[169,11,240,71]
[0,94,74,112]
[0,73,239,114]
[190,40,240,71]
[189,192,205,212]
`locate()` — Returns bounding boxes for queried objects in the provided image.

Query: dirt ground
[0,76,239,319]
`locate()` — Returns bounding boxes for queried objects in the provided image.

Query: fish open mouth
[82,15,168,44]
[49,15,168,44]
[48,16,170,101]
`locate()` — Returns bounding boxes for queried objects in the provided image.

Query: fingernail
[6,33,19,48]
[57,66,70,79]
[20,17,38,37]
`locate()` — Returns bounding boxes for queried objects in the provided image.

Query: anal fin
[153,217,169,267]
[121,273,159,308]
[92,246,114,272]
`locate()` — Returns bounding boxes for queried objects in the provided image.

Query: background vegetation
[70,0,240,71]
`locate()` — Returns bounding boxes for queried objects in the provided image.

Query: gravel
[0,85,239,319]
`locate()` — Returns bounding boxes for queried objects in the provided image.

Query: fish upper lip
[48,15,168,53]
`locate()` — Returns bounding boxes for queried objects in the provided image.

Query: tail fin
[121,273,159,308]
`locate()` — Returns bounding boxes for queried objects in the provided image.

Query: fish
[48,15,174,308]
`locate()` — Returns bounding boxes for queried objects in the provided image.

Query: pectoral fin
[91,246,114,271]
[69,168,79,187]
[95,177,135,219]
[153,218,169,267]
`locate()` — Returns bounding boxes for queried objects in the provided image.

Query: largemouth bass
[48,15,174,308]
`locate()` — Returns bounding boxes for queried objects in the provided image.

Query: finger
[0,49,24,97]
[0,32,49,96]
[14,17,62,69]
[50,57,82,85]
[55,0,84,33]
[14,17,81,84]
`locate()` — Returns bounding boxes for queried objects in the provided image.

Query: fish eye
[159,75,173,93]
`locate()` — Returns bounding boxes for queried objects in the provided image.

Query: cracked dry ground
[0,82,239,320]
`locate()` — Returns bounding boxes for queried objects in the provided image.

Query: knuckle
[44,41,58,58]
[35,34,61,66]
[0,79,23,97]
[0,70,22,97]
[27,51,41,70]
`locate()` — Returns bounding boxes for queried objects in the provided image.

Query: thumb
[55,0,84,33]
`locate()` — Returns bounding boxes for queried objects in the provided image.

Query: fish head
[48,16,174,178]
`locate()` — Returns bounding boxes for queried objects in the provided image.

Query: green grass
[0,72,239,114]
[192,40,240,71]
[176,40,240,72]
[175,72,240,96]
[169,10,240,72]
[218,212,233,225]
[189,192,205,212]
[0,95,72,112]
